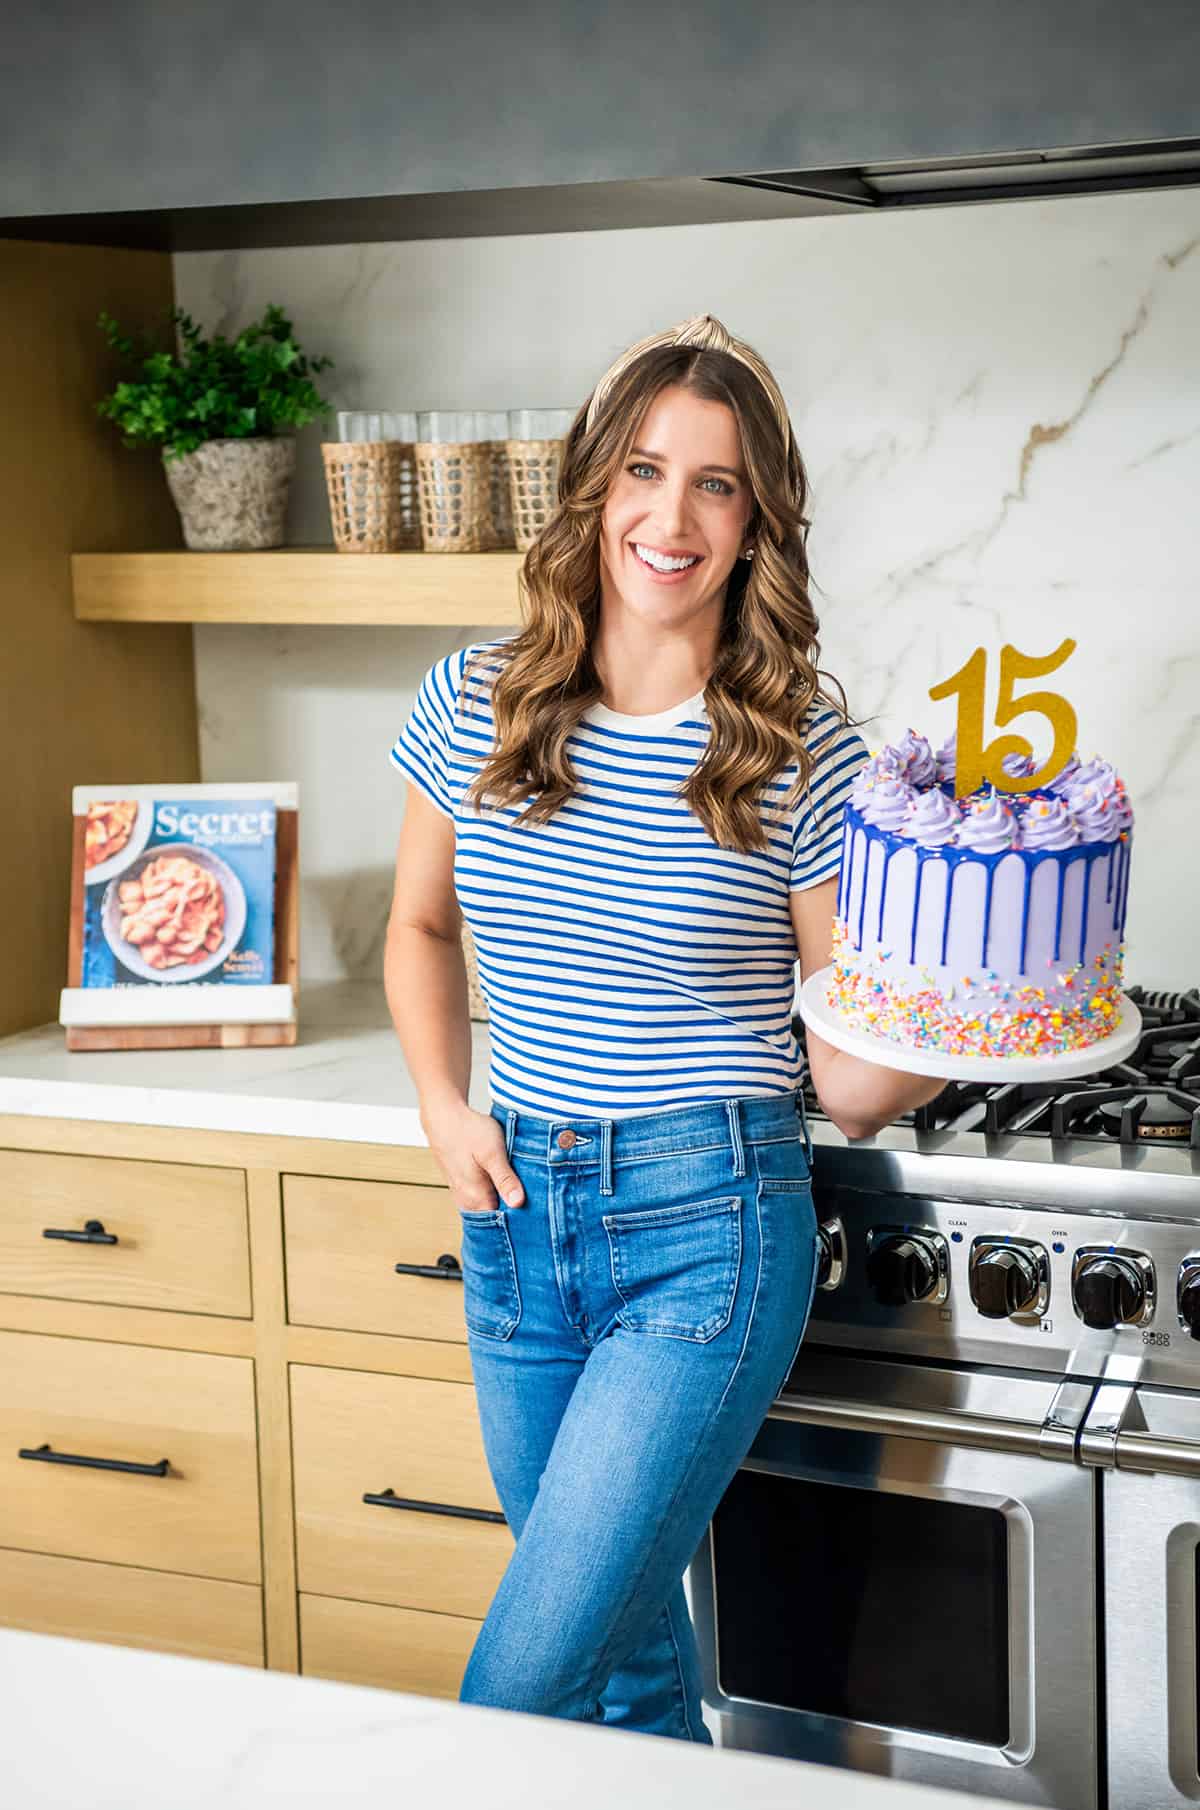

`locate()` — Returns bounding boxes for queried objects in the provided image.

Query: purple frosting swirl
[850,764,879,811]
[1067,784,1121,843]
[1044,749,1082,795]
[1019,793,1081,851]
[957,789,1018,853]
[907,787,961,848]
[850,749,902,810]
[851,730,1132,850]
[893,728,936,788]
[1062,754,1133,833]
[1064,759,1133,831]
[1069,756,1120,798]
[855,772,916,833]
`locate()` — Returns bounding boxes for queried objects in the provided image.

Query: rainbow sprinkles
[829,730,1133,1061]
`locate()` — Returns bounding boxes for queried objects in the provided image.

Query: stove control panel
[1177,1257,1200,1340]
[969,1237,1050,1320]
[864,1226,949,1307]
[1071,1246,1155,1329]
[806,1184,1200,1385]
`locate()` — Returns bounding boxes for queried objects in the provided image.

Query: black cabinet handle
[363,1487,505,1524]
[42,1218,118,1245]
[18,1441,169,1477]
[394,1253,462,1281]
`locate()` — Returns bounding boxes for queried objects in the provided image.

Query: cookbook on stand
[60,780,299,1050]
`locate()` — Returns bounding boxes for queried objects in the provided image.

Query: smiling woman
[382,310,948,1749]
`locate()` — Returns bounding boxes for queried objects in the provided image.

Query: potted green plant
[95,302,335,550]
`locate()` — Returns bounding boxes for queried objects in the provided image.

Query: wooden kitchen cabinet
[0,1116,496,1701]
[0,1147,251,1317]
[0,1328,261,1581]
[299,1593,482,1699]
[291,1365,512,1619]
[0,236,500,1700]
[0,1546,264,1669]
[283,1172,467,1342]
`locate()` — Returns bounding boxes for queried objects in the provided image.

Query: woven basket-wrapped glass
[321,441,421,552]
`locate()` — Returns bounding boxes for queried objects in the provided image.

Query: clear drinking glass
[471,411,510,443]
[336,411,419,443]
[416,411,481,444]
[508,408,574,440]
[505,409,573,551]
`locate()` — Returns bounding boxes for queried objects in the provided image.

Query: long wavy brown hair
[460,339,862,857]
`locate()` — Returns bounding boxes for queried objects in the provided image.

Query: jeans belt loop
[726,1097,746,1179]
[600,1119,614,1196]
[504,1108,517,1159]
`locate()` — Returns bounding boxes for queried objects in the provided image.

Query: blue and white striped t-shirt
[389,637,869,1119]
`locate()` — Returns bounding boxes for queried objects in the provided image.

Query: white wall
[176,184,1200,989]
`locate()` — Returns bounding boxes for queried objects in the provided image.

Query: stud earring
[742,543,756,560]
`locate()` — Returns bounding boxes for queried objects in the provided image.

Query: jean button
[556,1129,577,1149]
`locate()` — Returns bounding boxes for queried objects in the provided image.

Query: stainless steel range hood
[712,137,1200,211]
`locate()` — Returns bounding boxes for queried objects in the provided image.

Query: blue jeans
[456,1087,819,1741]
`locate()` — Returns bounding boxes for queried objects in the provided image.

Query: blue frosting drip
[844,805,1129,979]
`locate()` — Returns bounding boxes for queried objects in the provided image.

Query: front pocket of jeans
[457,1207,521,1340]
[602,1194,742,1343]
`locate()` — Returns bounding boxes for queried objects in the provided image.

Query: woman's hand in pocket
[419,1096,526,1212]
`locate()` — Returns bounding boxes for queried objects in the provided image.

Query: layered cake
[829,730,1133,1059]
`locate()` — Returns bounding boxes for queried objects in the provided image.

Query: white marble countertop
[0,981,492,1144]
[0,1625,1009,1810]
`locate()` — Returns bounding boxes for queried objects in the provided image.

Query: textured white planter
[163,435,296,550]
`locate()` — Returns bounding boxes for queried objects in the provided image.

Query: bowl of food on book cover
[82,797,156,887]
[100,842,249,984]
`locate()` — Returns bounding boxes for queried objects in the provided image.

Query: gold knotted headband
[583,312,794,450]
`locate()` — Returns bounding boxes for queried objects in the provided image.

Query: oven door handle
[768,1393,1047,1458]
[1114,1430,1200,1479]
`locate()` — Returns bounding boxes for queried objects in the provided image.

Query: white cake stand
[799,966,1144,1084]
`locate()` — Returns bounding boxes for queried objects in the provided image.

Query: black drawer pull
[42,1218,119,1245]
[363,1487,505,1524]
[18,1441,169,1477]
[394,1253,462,1281]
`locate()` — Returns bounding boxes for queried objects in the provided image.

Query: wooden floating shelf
[71,547,525,626]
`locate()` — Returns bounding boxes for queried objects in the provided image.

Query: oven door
[688,1350,1098,1810]
[1098,1384,1200,1810]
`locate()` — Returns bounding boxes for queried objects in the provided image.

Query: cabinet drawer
[291,1364,513,1619]
[0,1545,263,1668]
[283,1174,466,1341]
[0,1330,261,1583]
[300,1593,479,1699]
[0,1147,250,1317]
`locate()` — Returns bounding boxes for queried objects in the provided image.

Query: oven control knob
[815,1218,846,1292]
[970,1246,1039,1319]
[1073,1256,1145,1330]
[866,1233,938,1306]
[1177,1262,1200,1341]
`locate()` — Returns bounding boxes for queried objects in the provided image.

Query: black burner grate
[794,986,1200,1146]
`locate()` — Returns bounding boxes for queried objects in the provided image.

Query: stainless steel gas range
[689,986,1200,1810]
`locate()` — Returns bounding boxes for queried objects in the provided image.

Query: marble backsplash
[177,183,1200,990]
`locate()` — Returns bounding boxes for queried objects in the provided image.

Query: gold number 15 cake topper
[929,637,1077,798]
